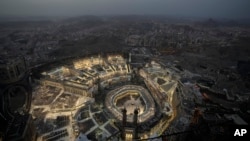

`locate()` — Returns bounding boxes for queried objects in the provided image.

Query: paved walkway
[81,105,111,137]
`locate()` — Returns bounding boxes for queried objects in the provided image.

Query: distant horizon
[0,14,250,21]
[0,14,250,24]
[1,0,250,21]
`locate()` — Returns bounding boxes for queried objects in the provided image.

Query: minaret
[97,74,101,94]
[129,53,131,63]
[133,109,139,140]
[121,108,127,140]
[122,108,127,127]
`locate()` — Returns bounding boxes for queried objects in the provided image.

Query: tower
[0,56,27,84]
[0,56,35,141]
[129,53,131,63]
[0,56,32,115]
[121,108,140,140]
[121,108,127,140]
[133,109,139,140]
[122,108,127,127]
[97,74,101,94]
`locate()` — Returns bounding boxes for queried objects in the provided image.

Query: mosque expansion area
[29,53,180,140]
[3,49,248,141]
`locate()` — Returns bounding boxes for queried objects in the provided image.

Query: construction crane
[191,107,202,125]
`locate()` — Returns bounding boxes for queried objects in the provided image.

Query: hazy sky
[0,0,250,19]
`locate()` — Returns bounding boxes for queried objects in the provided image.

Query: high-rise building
[5,114,36,141]
[0,56,35,141]
[0,56,31,114]
[0,57,27,84]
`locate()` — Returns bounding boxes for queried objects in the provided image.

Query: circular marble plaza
[105,85,155,123]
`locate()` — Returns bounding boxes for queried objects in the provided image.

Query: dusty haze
[0,0,250,19]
